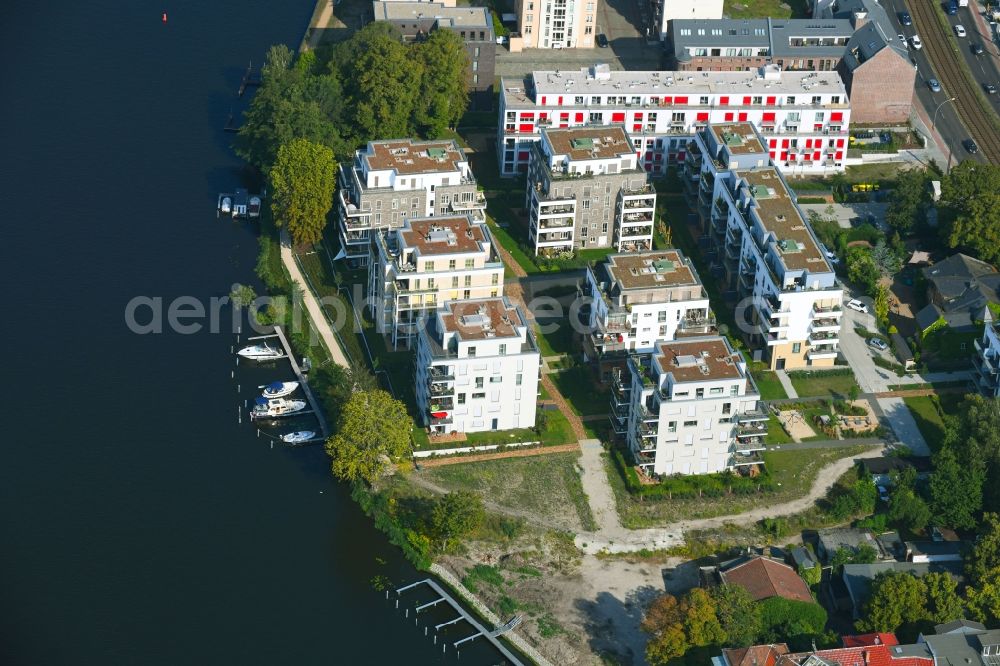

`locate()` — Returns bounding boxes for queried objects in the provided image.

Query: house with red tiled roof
[841,633,898,648]
[718,644,790,666]
[719,557,813,604]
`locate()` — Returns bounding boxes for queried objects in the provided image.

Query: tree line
[234,25,470,245]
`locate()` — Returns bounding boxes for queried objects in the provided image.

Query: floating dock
[394,578,524,664]
[271,326,329,441]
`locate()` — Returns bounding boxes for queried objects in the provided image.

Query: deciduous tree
[412,29,469,137]
[325,389,411,485]
[968,513,1000,586]
[966,567,1000,626]
[923,571,965,625]
[888,487,932,533]
[942,160,1000,264]
[683,588,726,648]
[930,446,983,530]
[269,138,336,246]
[710,584,762,648]
[847,247,880,296]
[887,168,930,234]
[430,491,484,551]
[858,571,928,634]
[344,31,424,141]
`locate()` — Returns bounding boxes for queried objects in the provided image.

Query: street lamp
[932,96,957,130]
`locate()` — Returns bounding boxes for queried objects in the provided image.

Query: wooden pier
[394,578,524,665]
[268,326,329,441]
[237,61,262,97]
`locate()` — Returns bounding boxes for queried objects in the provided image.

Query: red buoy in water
[162,12,168,22]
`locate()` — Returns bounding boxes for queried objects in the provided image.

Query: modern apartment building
[337,138,485,265]
[666,18,853,71]
[974,309,1000,398]
[619,336,767,476]
[585,250,714,361]
[515,0,595,49]
[686,122,843,370]
[368,215,504,349]
[498,64,850,177]
[654,0,724,41]
[525,126,656,255]
[371,2,496,107]
[415,297,540,434]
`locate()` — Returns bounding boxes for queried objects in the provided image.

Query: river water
[1,2,509,663]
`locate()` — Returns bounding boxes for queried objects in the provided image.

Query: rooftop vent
[675,354,699,368]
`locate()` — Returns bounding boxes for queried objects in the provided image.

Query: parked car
[899,11,912,26]
[972,43,985,56]
[955,25,967,38]
[945,1,958,16]
[878,486,890,503]
[847,299,869,313]
[985,83,998,95]
[928,78,942,92]
[868,337,889,352]
[911,35,923,49]
[596,33,609,48]
[897,33,908,48]
[964,138,979,154]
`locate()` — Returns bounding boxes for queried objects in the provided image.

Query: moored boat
[261,381,299,398]
[250,397,307,420]
[280,430,316,444]
[237,343,285,361]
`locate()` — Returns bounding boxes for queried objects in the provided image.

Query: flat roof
[542,126,633,161]
[507,66,847,102]
[669,18,854,60]
[709,123,766,156]
[737,168,827,273]
[362,139,467,175]
[605,250,701,290]
[399,216,488,256]
[372,1,491,27]
[441,298,524,341]
[655,337,742,382]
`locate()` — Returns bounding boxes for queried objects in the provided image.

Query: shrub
[759,597,828,650]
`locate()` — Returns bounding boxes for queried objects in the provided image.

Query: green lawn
[421,452,597,531]
[752,370,788,400]
[607,444,872,528]
[724,0,809,19]
[788,369,859,399]
[486,213,538,275]
[534,317,577,357]
[550,365,609,417]
[767,415,793,445]
[903,395,961,452]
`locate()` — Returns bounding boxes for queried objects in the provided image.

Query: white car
[911,35,923,50]
[955,25,967,38]
[847,299,869,313]
[868,337,890,352]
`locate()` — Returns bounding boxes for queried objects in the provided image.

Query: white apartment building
[655,0,724,41]
[336,138,485,264]
[974,309,1000,398]
[415,297,540,434]
[526,126,656,255]
[516,0,595,49]
[585,250,713,361]
[622,336,767,476]
[689,122,843,370]
[368,215,505,349]
[498,63,850,177]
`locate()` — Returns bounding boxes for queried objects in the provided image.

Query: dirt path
[573,443,885,554]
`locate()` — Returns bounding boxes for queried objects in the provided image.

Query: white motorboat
[281,431,316,444]
[261,381,299,398]
[236,343,285,361]
[250,397,307,420]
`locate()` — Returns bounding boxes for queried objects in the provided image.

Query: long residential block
[623,336,767,476]
[337,138,485,265]
[974,310,1000,398]
[688,122,843,370]
[415,297,540,434]
[498,64,851,178]
[526,126,656,255]
[368,215,504,349]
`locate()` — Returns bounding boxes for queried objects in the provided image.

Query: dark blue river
[0,2,510,664]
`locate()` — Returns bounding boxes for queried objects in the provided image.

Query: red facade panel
[518,123,533,132]
[697,112,709,121]
[575,112,584,122]
[725,112,734,121]
[766,96,776,106]
[720,96,729,105]
[612,112,626,122]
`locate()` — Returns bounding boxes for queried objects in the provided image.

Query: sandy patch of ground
[777,409,817,442]
[837,400,878,435]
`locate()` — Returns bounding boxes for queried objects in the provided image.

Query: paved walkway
[303,0,334,51]
[572,443,885,554]
[279,231,350,368]
[776,370,798,399]
[871,396,930,456]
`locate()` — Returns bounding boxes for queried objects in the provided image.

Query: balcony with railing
[738,402,770,422]
[622,197,656,211]
[677,311,717,336]
[449,191,487,211]
[730,451,765,468]
[807,344,839,359]
[811,302,843,317]
[538,204,575,216]
[618,226,654,241]
[428,365,455,382]
[638,420,659,437]
[428,381,453,397]
[810,317,840,332]
[429,397,455,411]
[635,449,656,465]
[808,330,840,346]
[429,413,454,427]
[618,239,653,253]
[593,331,629,354]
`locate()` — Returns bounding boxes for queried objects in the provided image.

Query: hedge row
[612,449,776,499]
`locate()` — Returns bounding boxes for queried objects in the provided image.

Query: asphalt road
[885,0,994,164]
